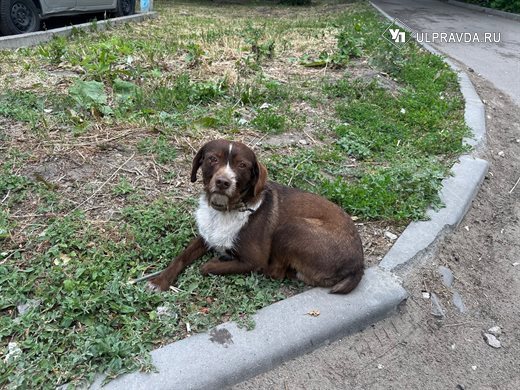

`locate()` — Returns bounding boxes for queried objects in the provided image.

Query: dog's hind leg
[265,256,290,280]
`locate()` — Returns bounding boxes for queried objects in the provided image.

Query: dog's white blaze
[214,143,236,195]
[223,163,236,182]
[225,143,236,183]
[195,194,262,252]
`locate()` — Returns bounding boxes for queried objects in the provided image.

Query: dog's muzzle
[209,193,230,211]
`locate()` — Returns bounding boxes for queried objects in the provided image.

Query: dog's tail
[330,269,364,294]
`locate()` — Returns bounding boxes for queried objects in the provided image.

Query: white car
[0,0,136,36]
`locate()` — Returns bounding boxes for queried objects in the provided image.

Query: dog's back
[235,181,364,294]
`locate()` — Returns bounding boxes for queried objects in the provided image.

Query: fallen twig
[151,160,161,181]
[0,249,25,265]
[77,150,87,163]
[184,137,197,154]
[247,134,267,149]
[151,157,170,173]
[82,205,105,213]
[509,176,520,194]
[169,286,184,293]
[302,129,317,144]
[1,190,10,204]
[11,213,52,219]
[106,162,144,176]
[0,253,14,265]
[48,129,136,148]
[128,270,163,284]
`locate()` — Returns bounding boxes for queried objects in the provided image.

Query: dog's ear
[190,145,205,183]
[253,161,268,197]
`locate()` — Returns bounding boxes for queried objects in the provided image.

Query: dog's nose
[216,177,231,190]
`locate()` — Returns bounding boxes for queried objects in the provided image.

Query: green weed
[73,36,136,82]
[137,135,178,164]
[112,177,134,196]
[237,78,290,106]
[69,79,113,117]
[240,22,276,64]
[321,159,447,220]
[266,146,447,221]
[0,91,44,129]
[0,159,31,207]
[139,74,227,113]
[252,109,287,134]
[301,18,367,68]
[184,42,205,66]
[37,35,68,65]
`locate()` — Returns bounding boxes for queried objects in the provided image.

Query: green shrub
[458,0,520,13]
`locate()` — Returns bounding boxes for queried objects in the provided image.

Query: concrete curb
[0,12,158,50]
[91,267,408,390]
[442,0,520,22]
[371,1,489,274]
[380,156,488,272]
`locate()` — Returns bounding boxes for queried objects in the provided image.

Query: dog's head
[190,139,267,211]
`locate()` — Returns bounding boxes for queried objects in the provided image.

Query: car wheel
[0,0,41,36]
[115,0,136,17]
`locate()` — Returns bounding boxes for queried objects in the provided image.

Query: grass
[0,0,468,387]
[252,109,287,133]
[0,91,46,130]
[1,202,294,387]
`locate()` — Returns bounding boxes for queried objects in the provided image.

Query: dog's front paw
[200,258,221,276]
[147,276,170,292]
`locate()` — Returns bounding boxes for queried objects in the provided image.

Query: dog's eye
[238,162,247,169]
[207,156,218,164]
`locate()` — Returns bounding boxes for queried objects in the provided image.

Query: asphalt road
[372,0,520,105]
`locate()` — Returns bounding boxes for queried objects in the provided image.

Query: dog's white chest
[195,195,261,252]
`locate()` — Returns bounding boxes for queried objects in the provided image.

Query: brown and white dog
[148,139,364,294]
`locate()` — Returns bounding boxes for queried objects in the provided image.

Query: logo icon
[382,19,416,48]
[389,28,406,43]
